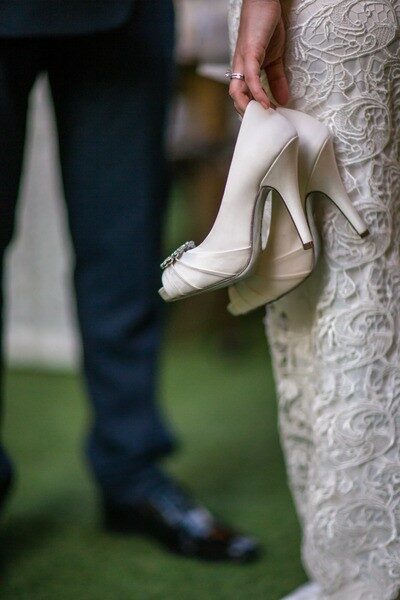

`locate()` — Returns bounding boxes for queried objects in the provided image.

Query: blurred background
[1,1,305,598]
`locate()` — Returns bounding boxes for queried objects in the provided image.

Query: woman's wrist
[229,0,288,114]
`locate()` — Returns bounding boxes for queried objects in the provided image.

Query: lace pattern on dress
[228,2,400,599]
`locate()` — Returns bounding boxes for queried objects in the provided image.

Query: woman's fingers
[229,79,251,116]
[229,52,271,115]
[263,19,289,106]
[243,54,270,110]
[229,54,252,116]
[265,57,289,106]
[228,0,287,113]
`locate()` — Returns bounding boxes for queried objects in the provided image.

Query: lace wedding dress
[228,1,400,599]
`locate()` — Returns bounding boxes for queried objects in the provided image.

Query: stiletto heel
[260,137,314,251]
[227,108,369,316]
[159,101,313,303]
[306,137,369,238]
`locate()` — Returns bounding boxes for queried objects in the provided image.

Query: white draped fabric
[229,1,400,599]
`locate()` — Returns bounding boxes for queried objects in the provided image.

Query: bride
[161,0,399,597]
[227,1,400,599]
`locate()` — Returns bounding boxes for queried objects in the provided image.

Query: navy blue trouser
[0,0,176,504]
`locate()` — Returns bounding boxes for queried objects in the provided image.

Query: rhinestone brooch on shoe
[160,241,196,270]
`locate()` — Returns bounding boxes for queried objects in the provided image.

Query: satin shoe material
[159,101,313,302]
[228,108,369,316]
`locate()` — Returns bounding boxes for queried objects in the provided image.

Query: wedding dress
[228,1,400,599]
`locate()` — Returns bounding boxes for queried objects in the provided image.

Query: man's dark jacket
[0,1,135,37]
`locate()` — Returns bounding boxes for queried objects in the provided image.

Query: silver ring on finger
[225,69,245,81]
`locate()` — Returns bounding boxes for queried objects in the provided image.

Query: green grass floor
[1,328,306,599]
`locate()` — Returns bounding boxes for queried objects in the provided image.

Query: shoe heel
[306,138,369,238]
[261,137,314,250]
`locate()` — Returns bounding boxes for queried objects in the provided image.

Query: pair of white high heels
[159,101,368,313]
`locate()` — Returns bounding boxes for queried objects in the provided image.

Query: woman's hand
[229,0,289,115]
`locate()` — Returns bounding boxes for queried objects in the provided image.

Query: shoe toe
[161,262,201,301]
[184,529,260,563]
[160,266,186,301]
[227,300,245,316]
[227,535,260,562]
[158,287,170,301]
[227,284,253,316]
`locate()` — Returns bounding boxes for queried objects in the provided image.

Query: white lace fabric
[229,2,400,599]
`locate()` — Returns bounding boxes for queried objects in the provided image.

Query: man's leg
[0,39,42,504]
[47,0,259,561]
[48,1,176,505]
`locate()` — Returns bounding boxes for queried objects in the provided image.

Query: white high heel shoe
[227,108,369,316]
[159,101,314,302]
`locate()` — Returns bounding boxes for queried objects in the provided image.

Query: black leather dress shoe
[104,482,260,563]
